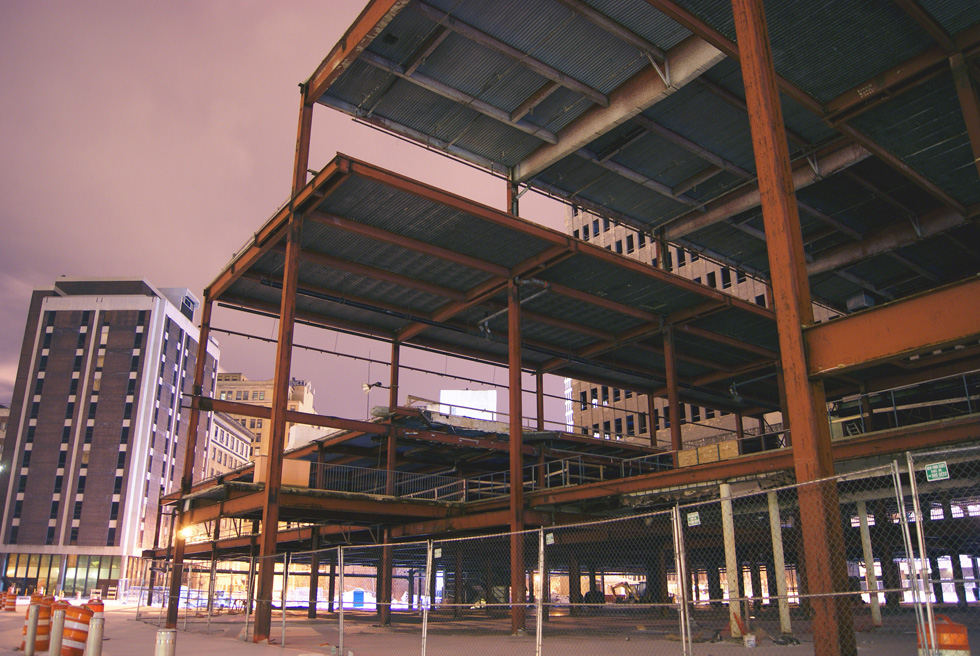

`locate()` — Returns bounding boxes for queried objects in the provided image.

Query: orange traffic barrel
[0,589,5,611]
[61,605,94,656]
[3,591,16,611]
[918,615,970,656]
[85,596,105,619]
[20,597,51,652]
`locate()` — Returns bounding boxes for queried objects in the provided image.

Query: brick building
[0,278,218,596]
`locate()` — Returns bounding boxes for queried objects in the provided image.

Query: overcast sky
[0,1,568,426]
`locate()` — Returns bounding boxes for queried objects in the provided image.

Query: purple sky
[0,2,567,426]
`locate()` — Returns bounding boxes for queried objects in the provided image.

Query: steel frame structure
[162,2,980,654]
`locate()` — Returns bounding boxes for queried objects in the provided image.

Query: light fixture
[362,381,388,394]
[178,527,195,540]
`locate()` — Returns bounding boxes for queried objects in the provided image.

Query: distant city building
[565,208,838,448]
[0,278,219,596]
[438,389,497,421]
[0,405,8,457]
[214,373,316,457]
[202,411,254,479]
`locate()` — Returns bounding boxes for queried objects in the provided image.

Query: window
[573,229,580,239]
[638,233,646,248]
[626,235,634,253]
[236,390,243,400]
[603,218,610,232]
[252,391,260,400]
[691,252,699,262]
[582,226,589,241]
[676,248,686,266]
[691,406,701,422]
[592,219,599,236]
[721,268,732,289]
[579,391,587,410]
[601,386,609,404]
[706,271,717,288]
[613,388,621,402]
[615,240,623,254]
[627,415,635,435]
[755,294,767,307]
[705,408,715,419]
[249,419,256,429]
[639,412,647,434]
[737,270,747,284]
[614,418,622,435]
[258,391,265,400]
[624,390,632,399]
[603,421,611,439]
[46,527,56,545]
[590,388,598,407]
[680,405,687,422]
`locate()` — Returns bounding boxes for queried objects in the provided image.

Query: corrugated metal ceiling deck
[213,154,788,415]
[311,0,980,314]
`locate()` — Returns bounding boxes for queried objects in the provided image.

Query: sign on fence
[687,511,701,527]
[925,461,949,482]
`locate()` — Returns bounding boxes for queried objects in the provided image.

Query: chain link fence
[132,452,980,654]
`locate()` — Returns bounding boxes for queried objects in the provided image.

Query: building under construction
[150,2,980,655]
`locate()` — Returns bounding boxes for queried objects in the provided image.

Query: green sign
[687,512,701,527]
[925,461,949,482]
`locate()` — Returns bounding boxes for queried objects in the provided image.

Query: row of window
[220,389,266,401]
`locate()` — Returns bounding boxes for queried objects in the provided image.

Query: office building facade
[0,278,218,596]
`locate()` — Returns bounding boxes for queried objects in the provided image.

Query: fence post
[719,483,742,637]
[536,528,544,656]
[206,555,216,635]
[671,506,692,656]
[338,546,345,655]
[281,552,289,647]
[855,499,883,627]
[766,490,792,635]
[892,460,931,653]
[421,540,434,656]
[906,453,937,654]
[243,555,255,642]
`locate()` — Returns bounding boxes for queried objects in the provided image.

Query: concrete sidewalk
[0,606,329,656]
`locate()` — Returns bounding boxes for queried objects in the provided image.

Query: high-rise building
[214,373,316,457]
[201,412,253,479]
[0,278,218,596]
[565,208,838,448]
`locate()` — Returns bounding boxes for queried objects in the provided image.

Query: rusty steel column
[656,228,669,270]
[253,212,303,643]
[950,53,980,181]
[308,529,320,619]
[508,279,526,633]
[735,411,744,447]
[293,87,314,197]
[165,298,213,628]
[663,326,682,464]
[507,178,520,216]
[378,342,399,625]
[776,366,791,446]
[731,1,855,655]
[535,371,545,431]
[647,394,657,446]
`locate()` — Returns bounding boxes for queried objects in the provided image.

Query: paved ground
[0,600,974,655]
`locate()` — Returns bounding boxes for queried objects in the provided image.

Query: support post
[508,179,520,216]
[166,299,213,628]
[327,552,336,613]
[647,394,658,446]
[859,386,874,433]
[856,500,882,627]
[731,0,855,653]
[253,212,304,642]
[508,278,526,634]
[308,531,320,619]
[379,538,393,625]
[664,326,682,465]
[378,343,399,625]
[950,52,980,182]
[535,371,545,431]
[721,483,742,637]
[568,555,581,617]
[767,490,792,634]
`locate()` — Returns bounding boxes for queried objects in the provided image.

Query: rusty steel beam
[308,211,509,277]
[511,81,561,123]
[893,0,957,51]
[515,35,724,181]
[805,277,980,377]
[412,1,609,108]
[165,298,214,628]
[674,324,779,359]
[575,148,701,207]
[806,206,975,275]
[554,0,665,61]
[306,0,410,103]
[358,49,559,144]
[732,3,855,655]
[666,142,871,240]
[951,52,980,182]
[253,213,303,643]
[404,25,450,77]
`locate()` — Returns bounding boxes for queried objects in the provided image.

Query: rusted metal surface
[507,280,526,633]
[732,2,854,655]
[253,213,303,642]
[804,276,980,377]
[951,52,980,182]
